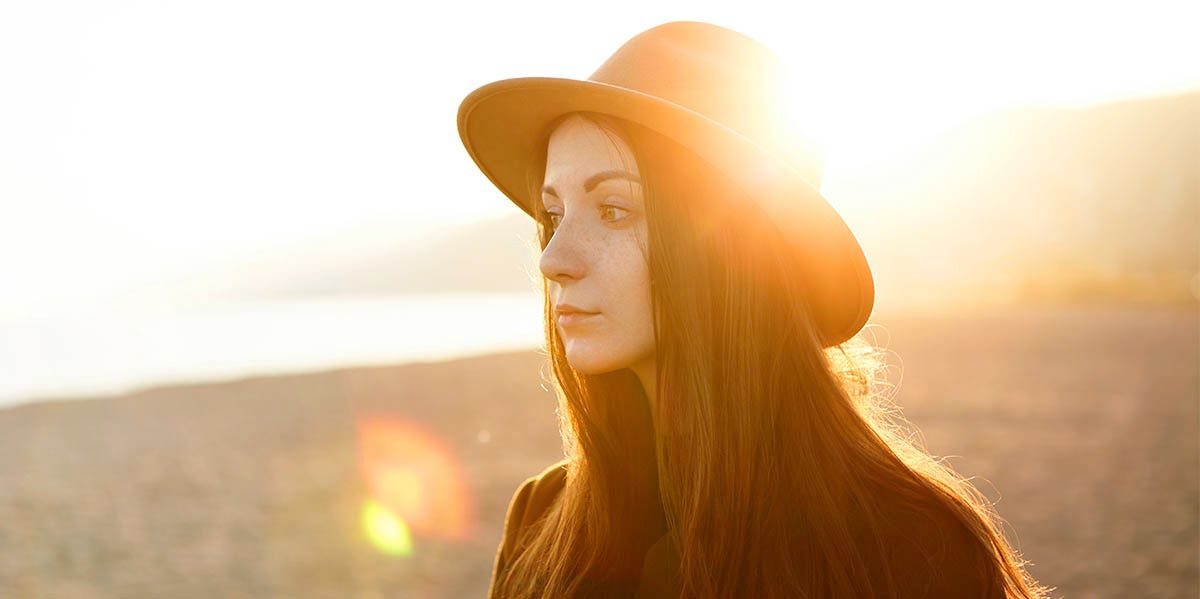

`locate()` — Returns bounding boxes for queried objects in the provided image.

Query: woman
[457,21,1051,599]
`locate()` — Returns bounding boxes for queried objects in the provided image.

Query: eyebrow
[542,169,641,199]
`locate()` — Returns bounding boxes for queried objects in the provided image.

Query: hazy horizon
[3,0,1198,320]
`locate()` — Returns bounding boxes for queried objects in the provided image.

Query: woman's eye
[539,201,630,229]
[539,208,562,230]
[600,204,631,223]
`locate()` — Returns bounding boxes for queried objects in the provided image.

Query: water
[0,292,545,408]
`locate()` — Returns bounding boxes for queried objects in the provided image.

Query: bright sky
[2,0,1197,319]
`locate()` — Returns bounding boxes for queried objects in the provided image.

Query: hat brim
[457,76,874,347]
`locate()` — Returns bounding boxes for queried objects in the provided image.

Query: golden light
[355,416,474,556]
[772,55,983,180]
[761,32,1008,231]
[361,497,415,557]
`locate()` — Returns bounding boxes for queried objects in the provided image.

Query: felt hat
[456,20,874,347]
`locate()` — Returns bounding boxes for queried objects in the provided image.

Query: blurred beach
[0,302,1194,598]
[1,4,1196,597]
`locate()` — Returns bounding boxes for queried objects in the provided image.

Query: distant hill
[189,90,1198,310]
[184,212,543,301]
[864,89,1198,309]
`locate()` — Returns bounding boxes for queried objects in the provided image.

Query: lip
[557,312,600,327]
[555,302,600,327]
[554,302,598,316]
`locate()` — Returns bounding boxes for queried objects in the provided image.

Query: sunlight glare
[355,417,474,548]
[361,497,415,557]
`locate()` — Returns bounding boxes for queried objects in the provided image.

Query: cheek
[588,226,650,330]
[635,267,654,332]
[613,237,652,328]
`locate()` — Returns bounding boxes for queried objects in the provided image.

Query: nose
[538,214,588,284]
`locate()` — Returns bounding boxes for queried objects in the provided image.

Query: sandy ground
[0,303,1194,598]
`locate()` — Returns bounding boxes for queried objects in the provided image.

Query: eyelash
[539,203,632,229]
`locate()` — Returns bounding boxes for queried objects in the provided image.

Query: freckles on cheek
[614,245,651,302]
[610,237,647,282]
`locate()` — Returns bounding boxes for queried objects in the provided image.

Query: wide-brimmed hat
[456,20,874,348]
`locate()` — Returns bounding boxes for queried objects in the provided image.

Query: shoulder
[505,458,570,532]
[493,458,571,580]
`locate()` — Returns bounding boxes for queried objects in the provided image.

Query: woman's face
[539,115,655,377]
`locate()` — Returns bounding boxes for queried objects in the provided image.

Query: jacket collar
[634,530,682,598]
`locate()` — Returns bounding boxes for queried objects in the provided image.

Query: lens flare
[355,416,474,556]
[361,498,414,557]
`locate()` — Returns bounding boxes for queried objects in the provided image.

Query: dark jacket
[489,460,1006,598]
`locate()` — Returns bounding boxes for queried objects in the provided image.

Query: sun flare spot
[361,498,414,557]
[355,416,475,556]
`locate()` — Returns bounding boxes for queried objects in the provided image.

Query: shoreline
[5,299,1192,412]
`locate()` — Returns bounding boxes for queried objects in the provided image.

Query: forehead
[545,116,638,177]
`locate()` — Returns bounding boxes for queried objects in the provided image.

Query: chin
[565,357,626,376]
[563,347,631,375]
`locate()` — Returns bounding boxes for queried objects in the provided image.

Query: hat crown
[588,21,822,188]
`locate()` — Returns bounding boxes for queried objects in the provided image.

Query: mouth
[557,312,600,327]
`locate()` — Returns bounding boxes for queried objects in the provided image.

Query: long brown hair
[492,111,1053,598]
